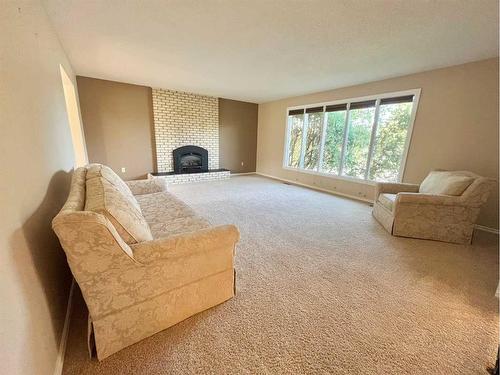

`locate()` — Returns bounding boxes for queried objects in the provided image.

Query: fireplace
[173,145,209,174]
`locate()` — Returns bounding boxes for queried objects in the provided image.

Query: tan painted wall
[219,98,258,173]
[78,77,259,176]
[257,58,499,229]
[0,2,79,374]
[77,77,155,180]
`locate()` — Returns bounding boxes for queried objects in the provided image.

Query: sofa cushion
[86,164,140,211]
[378,193,397,211]
[150,216,211,238]
[85,177,153,244]
[136,191,210,238]
[420,171,474,196]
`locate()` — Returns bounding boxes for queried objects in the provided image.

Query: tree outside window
[284,91,418,183]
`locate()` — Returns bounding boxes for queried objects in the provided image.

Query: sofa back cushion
[420,171,475,196]
[86,164,140,211]
[85,177,153,244]
[60,167,87,213]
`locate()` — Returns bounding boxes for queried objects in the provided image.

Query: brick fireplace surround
[152,88,219,173]
[151,88,229,184]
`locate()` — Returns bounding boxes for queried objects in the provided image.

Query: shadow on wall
[9,170,73,370]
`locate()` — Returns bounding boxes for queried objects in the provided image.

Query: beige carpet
[63,175,499,374]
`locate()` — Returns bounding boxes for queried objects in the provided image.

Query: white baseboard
[255,172,373,204]
[474,224,499,235]
[54,279,75,375]
[230,172,256,176]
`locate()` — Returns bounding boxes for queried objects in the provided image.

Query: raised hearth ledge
[149,169,230,185]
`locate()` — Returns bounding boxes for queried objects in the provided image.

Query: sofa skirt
[89,268,235,360]
[373,201,475,244]
[393,219,474,244]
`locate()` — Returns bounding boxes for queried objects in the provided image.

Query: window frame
[282,89,421,185]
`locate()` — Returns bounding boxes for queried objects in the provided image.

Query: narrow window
[303,107,324,170]
[286,109,304,168]
[341,100,376,179]
[320,104,347,174]
[368,95,414,182]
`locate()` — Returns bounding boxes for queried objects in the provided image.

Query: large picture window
[284,90,420,183]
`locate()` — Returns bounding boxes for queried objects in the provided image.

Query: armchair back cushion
[85,176,153,244]
[419,171,474,196]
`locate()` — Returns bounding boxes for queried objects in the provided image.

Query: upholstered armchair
[372,170,494,244]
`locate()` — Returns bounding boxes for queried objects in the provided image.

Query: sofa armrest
[375,182,420,200]
[131,224,240,263]
[84,224,239,320]
[396,192,465,206]
[125,178,167,195]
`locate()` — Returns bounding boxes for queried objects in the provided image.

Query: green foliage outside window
[342,107,375,179]
[286,95,414,182]
[303,113,323,170]
[369,103,412,181]
[321,111,345,173]
[287,115,303,168]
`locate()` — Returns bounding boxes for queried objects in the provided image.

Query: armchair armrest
[375,182,420,200]
[131,224,240,263]
[125,178,167,195]
[396,192,465,206]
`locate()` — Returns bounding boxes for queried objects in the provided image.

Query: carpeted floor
[62,175,499,374]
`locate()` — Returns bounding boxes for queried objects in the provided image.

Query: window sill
[282,166,379,186]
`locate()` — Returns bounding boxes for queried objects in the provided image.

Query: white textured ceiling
[43,0,498,103]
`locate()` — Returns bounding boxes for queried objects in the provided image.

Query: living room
[1,1,499,375]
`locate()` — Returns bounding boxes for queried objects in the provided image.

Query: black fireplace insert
[173,145,209,174]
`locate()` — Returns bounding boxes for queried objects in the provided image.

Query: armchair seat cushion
[378,193,397,211]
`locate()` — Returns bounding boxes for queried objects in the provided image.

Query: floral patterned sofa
[52,164,239,360]
[372,170,494,244]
